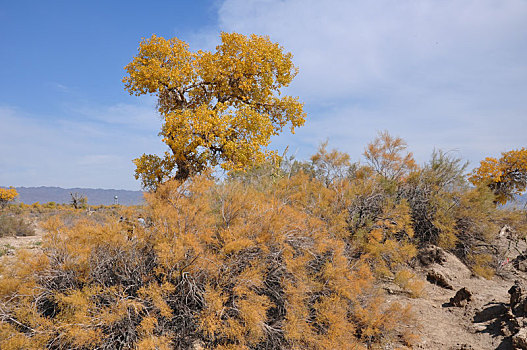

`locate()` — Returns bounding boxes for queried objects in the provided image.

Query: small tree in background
[70,192,87,209]
[0,187,18,208]
[469,147,527,205]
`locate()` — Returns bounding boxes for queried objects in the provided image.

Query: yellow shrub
[0,174,418,349]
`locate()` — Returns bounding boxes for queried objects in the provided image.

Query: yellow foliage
[137,316,157,337]
[3,91,523,349]
[469,147,527,204]
[124,32,306,188]
[0,187,18,207]
[136,335,172,350]
[470,253,495,279]
[394,269,425,298]
[359,198,417,277]
[310,141,351,186]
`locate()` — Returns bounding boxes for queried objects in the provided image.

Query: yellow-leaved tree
[124,33,306,190]
[469,148,527,204]
[0,187,18,208]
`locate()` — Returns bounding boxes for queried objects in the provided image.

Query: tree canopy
[124,32,306,189]
[469,148,527,204]
[0,187,18,208]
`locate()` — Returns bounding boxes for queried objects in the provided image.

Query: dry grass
[0,214,36,238]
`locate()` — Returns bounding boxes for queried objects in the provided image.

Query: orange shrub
[0,174,417,349]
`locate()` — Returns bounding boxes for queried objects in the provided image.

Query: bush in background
[0,215,36,238]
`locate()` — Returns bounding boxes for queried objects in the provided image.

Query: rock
[418,245,447,266]
[518,260,527,272]
[385,287,396,294]
[513,328,527,349]
[450,344,475,350]
[427,270,454,289]
[473,324,487,332]
[513,318,523,334]
[519,300,527,316]
[508,281,527,317]
[503,324,513,337]
[192,340,204,350]
[513,255,527,272]
[502,309,521,336]
[510,281,523,307]
[450,287,472,307]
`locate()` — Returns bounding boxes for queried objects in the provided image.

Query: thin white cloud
[0,104,165,190]
[54,83,70,92]
[210,0,527,167]
[69,95,162,131]
[3,1,526,191]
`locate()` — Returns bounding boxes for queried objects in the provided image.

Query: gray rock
[450,287,472,307]
[512,328,527,349]
[427,269,454,290]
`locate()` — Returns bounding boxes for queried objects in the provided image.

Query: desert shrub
[43,202,57,210]
[7,134,525,347]
[310,142,353,186]
[391,150,514,277]
[394,269,425,297]
[295,140,525,280]
[3,204,23,215]
[270,162,419,299]
[363,130,417,182]
[453,186,498,253]
[0,174,418,349]
[494,208,527,243]
[343,179,418,291]
[17,203,30,212]
[398,150,468,247]
[0,214,35,237]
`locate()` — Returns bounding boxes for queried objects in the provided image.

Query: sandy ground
[386,236,527,350]
[0,221,45,258]
[400,258,512,349]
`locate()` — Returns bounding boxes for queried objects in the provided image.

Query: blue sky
[1,0,526,190]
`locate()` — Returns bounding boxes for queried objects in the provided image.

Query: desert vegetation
[1,32,526,349]
[0,188,36,239]
[1,136,526,349]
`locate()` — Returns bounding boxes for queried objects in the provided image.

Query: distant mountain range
[14,187,144,206]
[8,186,527,207]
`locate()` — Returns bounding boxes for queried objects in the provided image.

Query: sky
[1,0,526,190]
